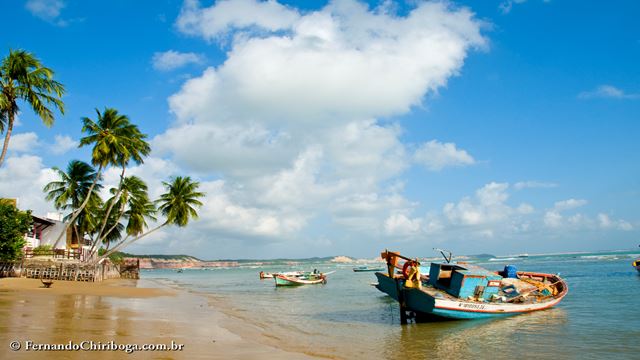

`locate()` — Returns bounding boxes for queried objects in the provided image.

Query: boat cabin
[428,263,502,301]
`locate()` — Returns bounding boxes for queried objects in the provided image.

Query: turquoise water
[144,251,640,359]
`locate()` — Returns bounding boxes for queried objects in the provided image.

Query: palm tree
[44,160,103,248]
[87,175,155,257]
[44,160,102,211]
[82,108,150,245]
[157,176,205,227]
[97,176,204,263]
[0,49,64,167]
[52,108,149,248]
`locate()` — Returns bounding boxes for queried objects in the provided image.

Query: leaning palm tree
[96,176,204,263]
[0,49,65,167]
[87,175,152,258]
[52,108,149,248]
[44,160,102,211]
[83,109,150,247]
[44,160,103,248]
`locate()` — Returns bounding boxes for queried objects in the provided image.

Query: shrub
[0,202,32,261]
[32,244,53,256]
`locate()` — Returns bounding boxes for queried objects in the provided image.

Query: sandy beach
[0,278,319,359]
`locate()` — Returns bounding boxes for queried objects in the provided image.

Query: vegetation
[0,201,31,261]
[96,176,204,263]
[51,108,150,249]
[32,244,53,256]
[0,47,205,263]
[97,250,201,263]
[0,49,65,167]
[41,107,204,263]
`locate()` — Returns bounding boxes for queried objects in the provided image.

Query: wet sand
[0,278,318,359]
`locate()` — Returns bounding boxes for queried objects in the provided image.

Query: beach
[0,278,318,359]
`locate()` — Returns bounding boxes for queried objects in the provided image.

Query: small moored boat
[274,271,327,286]
[259,270,305,279]
[375,250,568,321]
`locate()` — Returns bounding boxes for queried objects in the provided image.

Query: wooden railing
[23,248,82,260]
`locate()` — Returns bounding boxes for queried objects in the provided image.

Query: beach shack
[428,263,502,300]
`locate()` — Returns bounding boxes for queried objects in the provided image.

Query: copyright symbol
[10,341,21,351]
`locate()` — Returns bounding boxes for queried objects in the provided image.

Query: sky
[0,0,638,259]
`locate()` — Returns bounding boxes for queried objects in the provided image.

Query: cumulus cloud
[147,0,487,250]
[0,155,57,215]
[384,213,422,236]
[578,85,640,100]
[553,198,587,211]
[50,135,78,155]
[443,182,518,226]
[8,132,40,153]
[598,213,633,231]
[168,0,486,129]
[152,50,205,71]
[176,0,300,40]
[413,140,475,171]
[25,0,67,26]
[542,199,632,231]
[514,181,558,190]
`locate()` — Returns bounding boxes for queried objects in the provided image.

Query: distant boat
[374,250,568,321]
[274,271,327,286]
[517,253,529,258]
[353,266,385,272]
[176,269,183,273]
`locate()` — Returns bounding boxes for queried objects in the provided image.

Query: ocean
[143,250,640,359]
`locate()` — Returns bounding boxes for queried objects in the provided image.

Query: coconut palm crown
[157,176,205,227]
[0,49,65,167]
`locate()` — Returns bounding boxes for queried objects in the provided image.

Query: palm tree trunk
[52,165,103,248]
[88,192,127,260]
[0,113,15,167]
[95,166,126,244]
[93,223,166,265]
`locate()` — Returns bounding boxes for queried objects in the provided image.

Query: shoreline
[0,277,320,359]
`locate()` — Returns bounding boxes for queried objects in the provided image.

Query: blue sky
[1,0,638,259]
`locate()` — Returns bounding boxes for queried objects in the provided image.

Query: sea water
[143,251,640,359]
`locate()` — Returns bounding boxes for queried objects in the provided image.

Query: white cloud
[514,181,558,190]
[0,155,57,215]
[553,198,587,211]
[598,213,633,231]
[25,0,67,26]
[443,182,513,226]
[176,0,300,40]
[8,132,40,153]
[152,50,205,71]
[196,179,308,238]
[151,0,486,250]
[384,213,422,236]
[169,0,486,129]
[413,140,475,171]
[499,0,527,14]
[543,210,562,228]
[578,85,640,100]
[50,135,78,155]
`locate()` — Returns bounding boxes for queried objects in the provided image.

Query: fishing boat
[274,271,327,286]
[374,249,568,321]
[259,270,305,279]
[353,266,385,272]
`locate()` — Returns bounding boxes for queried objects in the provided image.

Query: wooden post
[383,249,407,324]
